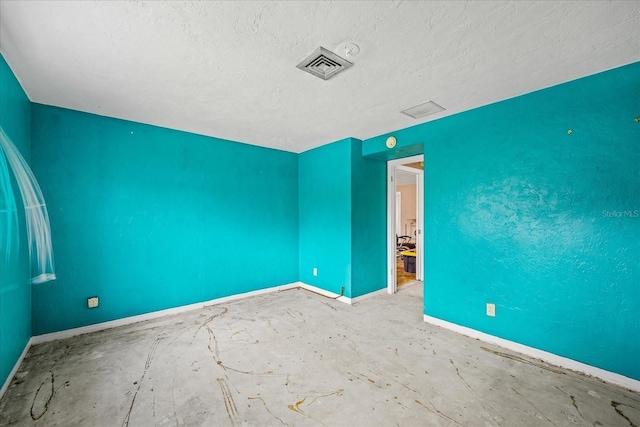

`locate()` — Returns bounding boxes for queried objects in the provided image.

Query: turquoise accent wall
[299,138,386,298]
[0,55,31,388]
[363,62,640,380]
[30,105,299,335]
[299,138,353,296]
[350,139,386,297]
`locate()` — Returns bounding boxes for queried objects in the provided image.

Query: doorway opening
[387,155,424,294]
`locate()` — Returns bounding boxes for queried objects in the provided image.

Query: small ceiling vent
[401,101,446,119]
[296,47,353,80]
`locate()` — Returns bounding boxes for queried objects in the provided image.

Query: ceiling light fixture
[401,100,445,119]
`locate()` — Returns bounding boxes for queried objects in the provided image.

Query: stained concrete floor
[1,283,639,426]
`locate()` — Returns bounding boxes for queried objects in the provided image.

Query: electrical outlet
[87,296,99,309]
[313,268,318,276]
[486,303,495,317]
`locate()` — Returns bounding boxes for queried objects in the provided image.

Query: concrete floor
[1,283,639,426]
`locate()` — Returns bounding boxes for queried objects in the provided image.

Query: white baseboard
[8,287,636,400]
[298,282,351,304]
[30,282,376,348]
[297,282,387,305]
[31,282,300,345]
[351,288,387,303]
[1,337,34,401]
[423,314,640,393]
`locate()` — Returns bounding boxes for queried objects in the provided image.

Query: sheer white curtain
[0,127,55,284]
[0,139,18,270]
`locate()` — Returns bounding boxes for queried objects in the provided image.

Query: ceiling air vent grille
[296,47,353,80]
[401,101,446,119]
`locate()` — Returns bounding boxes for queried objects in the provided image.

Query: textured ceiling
[1,1,639,153]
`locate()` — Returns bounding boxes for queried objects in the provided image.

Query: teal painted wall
[0,55,32,387]
[299,139,352,296]
[30,105,299,335]
[299,138,387,298]
[363,62,640,380]
[350,139,387,297]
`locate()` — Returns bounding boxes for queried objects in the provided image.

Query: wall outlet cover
[88,296,99,309]
[486,303,495,317]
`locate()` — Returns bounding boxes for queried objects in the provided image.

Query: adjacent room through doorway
[387,155,424,294]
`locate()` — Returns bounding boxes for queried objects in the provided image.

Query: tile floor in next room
[1,283,638,426]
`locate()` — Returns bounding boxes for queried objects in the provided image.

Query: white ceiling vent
[296,47,353,80]
[401,101,446,119]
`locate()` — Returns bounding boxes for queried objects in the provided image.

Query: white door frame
[387,155,424,294]
[395,192,402,236]
[415,167,424,281]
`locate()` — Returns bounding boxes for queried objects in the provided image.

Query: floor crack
[511,387,556,426]
[248,396,286,425]
[450,358,502,425]
[553,386,585,421]
[611,401,638,427]
[218,378,240,426]
[29,371,54,420]
[121,337,163,427]
[481,347,566,375]
[287,389,343,427]
[414,399,464,426]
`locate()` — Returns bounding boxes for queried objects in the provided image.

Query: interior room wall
[3,53,636,388]
[350,138,386,298]
[30,104,299,335]
[298,138,387,299]
[362,62,640,381]
[397,184,417,239]
[0,55,32,388]
[298,138,353,297]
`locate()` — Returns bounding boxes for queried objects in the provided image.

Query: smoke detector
[296,47,353,80]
